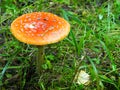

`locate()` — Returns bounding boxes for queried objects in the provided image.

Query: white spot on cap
[24,19,27,22]
[56,25,59,28]
[58,21,62,24]
[48,26,54,30]
[38,21,44,25]
[53,19,56,22]
[24,23,35,29]
[20,29,24,32]
[28,30,32,33]
[20,20,23,23]
[24,24,29,29]
[15,24,18,27]
[31,29,37,32]
[42,24,47,30]
[37,34,44,37]
[25,31,29,34]
[28,18,31,21]
[29,24,35,28]
[31,34,34,36]
[37,18,40,20]
[18,30,21,33]
[26,16,30,18]
[44,30,49,33]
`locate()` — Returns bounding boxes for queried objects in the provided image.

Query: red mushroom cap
[11,12,70,45]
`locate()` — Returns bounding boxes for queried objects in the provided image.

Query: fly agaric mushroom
[10,12,70,74]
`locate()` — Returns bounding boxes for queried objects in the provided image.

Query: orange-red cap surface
[11,12,70,45]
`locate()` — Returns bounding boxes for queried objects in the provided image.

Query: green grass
[0,0,120,90]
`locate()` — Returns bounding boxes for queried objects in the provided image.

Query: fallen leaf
[74,70,90,85]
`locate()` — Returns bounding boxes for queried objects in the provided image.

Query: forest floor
[0,0,120,90]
